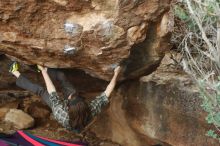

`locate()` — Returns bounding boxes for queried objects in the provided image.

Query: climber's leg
[15,74,52,107]
[9,62,52,107]
[16,74,52,107]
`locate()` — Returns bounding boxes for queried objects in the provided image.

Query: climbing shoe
[9,61,19,73]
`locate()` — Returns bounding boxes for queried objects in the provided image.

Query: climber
[9,62,121,133]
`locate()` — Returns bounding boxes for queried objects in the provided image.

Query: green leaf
[207,130,215,137]
[213,112,220,126]
[174,5,189,21]
[206,114,214,124]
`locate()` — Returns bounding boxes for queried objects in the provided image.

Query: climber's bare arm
[38,65,56,94]
[104,66,121,98]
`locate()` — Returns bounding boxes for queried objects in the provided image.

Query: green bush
[173,0,220,142]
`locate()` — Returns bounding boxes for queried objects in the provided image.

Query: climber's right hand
[114,66,121,75]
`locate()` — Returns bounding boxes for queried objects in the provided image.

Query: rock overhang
[0,0,173,80]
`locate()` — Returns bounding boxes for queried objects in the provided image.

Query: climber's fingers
[114,66,121,75]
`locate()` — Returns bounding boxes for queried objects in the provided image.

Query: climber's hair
[68,98,91,130]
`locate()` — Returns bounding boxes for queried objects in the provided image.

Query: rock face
[0,0,172,80]
[1,47,219,145]
[4,109,35,129]
[0,100,19,119]
[130,74,215,146]
[89,54,219,146]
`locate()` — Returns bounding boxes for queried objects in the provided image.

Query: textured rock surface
[1,50,219,145]
[89,92,168,146]
[4,109,35,129]
[0,100,19,119]
[89,54,219,146]
[0,0,172,80]
[133,74,213,146]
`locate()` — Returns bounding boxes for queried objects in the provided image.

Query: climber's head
[68,95,91,130]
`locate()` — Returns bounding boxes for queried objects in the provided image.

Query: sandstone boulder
[4,109,34,129]
[0,100,19,119]
[0,108,10,119]
[0,0,173,80]
[89,53,219,146]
